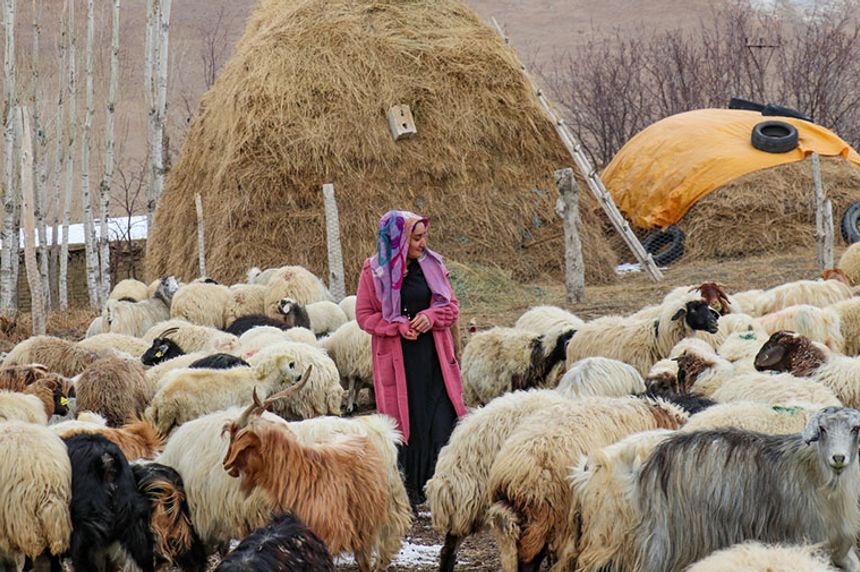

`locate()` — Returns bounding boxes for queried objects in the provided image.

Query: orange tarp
[602,109,860,229]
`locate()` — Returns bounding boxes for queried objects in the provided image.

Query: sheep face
[645,371,679,396]
[155,276,180,305]
[141,338,185,366]
[672,300,719,334]
[754,331,827,377]
[801,407,860,474]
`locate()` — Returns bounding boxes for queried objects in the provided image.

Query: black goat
[132,463,208,572]
[60,434,154,572]
[214,513,334,572]
[276,298,311,330]
[224,313,291,336]
[141,327,185,366]
[189,353,250,370]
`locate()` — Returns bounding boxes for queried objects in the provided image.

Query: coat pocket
[373,352,399,416]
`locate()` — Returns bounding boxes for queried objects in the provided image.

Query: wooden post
[555,168,585,303]
[195,193,205,277]
[321,183,345,301]
[812,153,834,269]
[490,17,662,282]
[18,107,45,334]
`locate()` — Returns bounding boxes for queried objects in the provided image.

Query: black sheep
[224,313,291,336]
[60,434,154,572]
[214,513,335,572]
[189,353,250,370]
[141,327,185,366]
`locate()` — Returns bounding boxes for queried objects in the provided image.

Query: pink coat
[355,258,467,443]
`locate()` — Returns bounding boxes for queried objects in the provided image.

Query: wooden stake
[491,17,662,281]
[195,193,205,277]
[812,153,833,269]
[555,168,585,303]
[322,183,345,301]
[18,107,45,334]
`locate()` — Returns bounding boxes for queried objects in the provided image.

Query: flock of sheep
[5,244,860,571]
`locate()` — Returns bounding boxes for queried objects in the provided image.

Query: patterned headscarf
[370,210,451,323]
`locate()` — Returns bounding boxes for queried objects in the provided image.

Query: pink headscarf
[370,210,452,323]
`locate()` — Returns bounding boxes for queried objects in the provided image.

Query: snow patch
[335,541,445,567]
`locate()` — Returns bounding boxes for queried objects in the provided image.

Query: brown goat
[221,368,389,572]
[57,419,164,461]
[0,364,50,390]
[692,282,731,315]
[822,268,851,285]
[0,365,73,417]
[76,357,155,427]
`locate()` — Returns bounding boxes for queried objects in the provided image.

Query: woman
[355,210,467,510]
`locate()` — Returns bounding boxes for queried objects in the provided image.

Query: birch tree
[31,0,50,310]
[59,0,76,310]
[50,0,67,308]
[148,0,172,227]
[80,0,98,308]
[144,0,157,230]
[98,0,119,303]
[18,107,45,334]
[1,0,17,313]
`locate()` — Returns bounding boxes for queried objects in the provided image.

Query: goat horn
[158,327,180,339]
[234,387,266,429]
[262,364,313,409]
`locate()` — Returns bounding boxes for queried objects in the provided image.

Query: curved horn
[158,326,180,339]
[233,387,266,430]
[262,364,314,410]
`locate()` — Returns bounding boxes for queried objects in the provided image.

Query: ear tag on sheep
[155,351,163,358]
[772,405,801,416]
[740,332,757,340]
[60,396,69,407]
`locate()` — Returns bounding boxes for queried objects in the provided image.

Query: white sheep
[142,319,239,354]
[717,328,771,364]
[77,333,153,359]
[169,282,233,329]
[826,297,860,356]
[339,295,357,321]
[104,277,180,337]
[236,324,319,354]
[222,283,269,328]
[2,335,104,377]
[246,265,279,285]
[694,312,765,350]
[84,316,103,338]
[731,288,765,316]
[144,351,305,434]
[556,357,645,398]
[108,278,149,303]
[425,388,575,571]
[305,301,348,336]
[320,320,373,413]
[245,342,342,419]
[685,542,838,572]
[757,304,843,352]
[461,326,575,406]
[838,242,860,286]
[263,265,331,313]
[144,352,209,387]
[514,305,584,335]
[754,278,853,315]
[683,401,817,435]
[0,421,72,566]
[0,391,49,424]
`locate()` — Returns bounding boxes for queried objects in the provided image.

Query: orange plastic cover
[602,109,860,229]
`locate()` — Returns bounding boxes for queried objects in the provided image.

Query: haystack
[145,0,617,289]
[680,157,860,259]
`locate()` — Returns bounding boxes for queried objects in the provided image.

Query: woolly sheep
[264,265,331,309]
[2,335,104,377]
[170,282,233,329]
[514,305,584,335]
[694,312,765,350]
[246,265,279,286]
[157,407,410,570]
[225,314,291,337]
[683,401,817,435]
[632,407,860,572]
[142,319,239,356]
[0,368,73,418]
[486,396,688,571]
[319,320,373,413]
[569,429,676,572]
[76,357,155,427]
[718,327,770,363]
[685,542,838,572]
[234,323,317,356]
[104,276,180,337]
[305,301,348,336]
[223,283,268,328]
[755,331,860,409]
[426,389,574,571]
[556,357,645,398]
[78,333,152,359]
[339,295,357,321]
[757,304,843,352]
[109,278,149,303]
[245,342,342,419]
[145,349,306,434]
[838,242,860,286]
[0,421,72,566]
[84,316,103,338]
[565,291,720,377]
[826,297,860,356]
[461,326,575,406]
[731,288,765,316]
[0,391,49,424]
[145,351,208,387]
[754,278,853,316]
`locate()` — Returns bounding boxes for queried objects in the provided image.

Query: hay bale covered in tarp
[145,0,617,287]
[680,157,860,259]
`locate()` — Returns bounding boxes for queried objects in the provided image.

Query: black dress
[398,259,458,509]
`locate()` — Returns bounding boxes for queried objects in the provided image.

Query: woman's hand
[398,322,419,341]
[410,313,432,333]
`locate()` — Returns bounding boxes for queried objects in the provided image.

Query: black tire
[761,103,813,123]
[751,121,798,154]
[642,225,685,267]
[728,97,765,112]
[841,202,860,244]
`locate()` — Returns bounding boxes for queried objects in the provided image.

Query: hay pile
[677,157,860,259]
[144,0,618,289]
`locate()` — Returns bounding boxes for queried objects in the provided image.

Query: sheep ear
[671,308,686,321]
[802,411,824,444]
[754,345,785,369]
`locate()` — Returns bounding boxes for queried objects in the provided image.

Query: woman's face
[407,221,427,260]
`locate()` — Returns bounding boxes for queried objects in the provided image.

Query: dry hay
[145,0,617,289]
[676,157,860,260]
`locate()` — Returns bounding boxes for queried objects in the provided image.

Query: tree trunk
[555,168,585,304]
[31,0,50,311]
[59,0,76,310]
[50,0,67,309]
[321,183,345,301]
[80,0,98,308]
[195,192,205,277]
[98,0,120,304]
[144,0,157,230]
[1,0,18,314]
[151,0,172,216]
[18,107,45,334]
